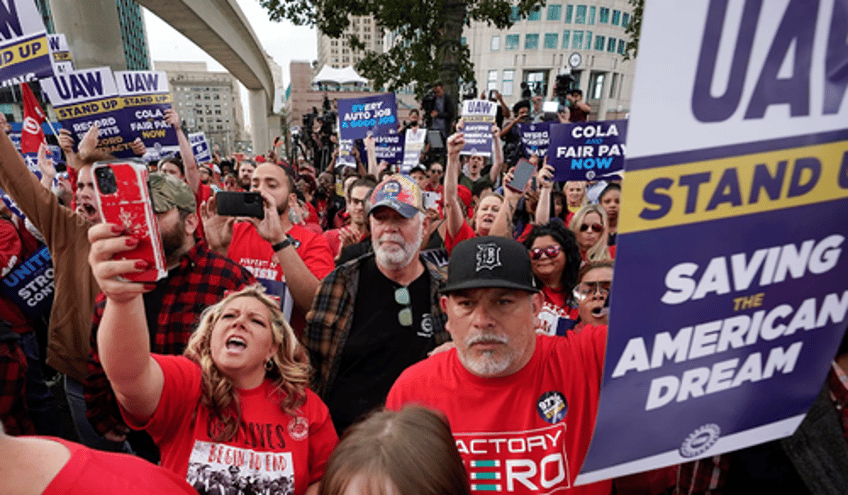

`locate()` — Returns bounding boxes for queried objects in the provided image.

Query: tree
[259,0,546,100]
[623,0,644,61]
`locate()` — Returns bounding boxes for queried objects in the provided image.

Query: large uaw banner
[40,67,136,158]
[576,0,848,485]
[460,99,497,156]
[0,0,53,87]
[337,93,397,140]
[115,70,178,160]
[548,120,627,182]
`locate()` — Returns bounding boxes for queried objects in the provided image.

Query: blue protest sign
[0,245,55,320]
[115,71,178,160]
[518,121,553,158]
[47,33,73,74]
[460,99,497,156]
[189,132,212,163]
[336,139,356,168]
[549,120,627,182]
[338,93,397,140]
[257,278,293,323]
[0,0,53,87]
[576,0,848,485]
[39,67,135,158]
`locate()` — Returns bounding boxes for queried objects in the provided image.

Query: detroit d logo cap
[443,236,538,294]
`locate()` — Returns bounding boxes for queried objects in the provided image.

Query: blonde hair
[569,204,611,263]
[184,285,311,442]
[564,180,588,207]
[470,191,503,233]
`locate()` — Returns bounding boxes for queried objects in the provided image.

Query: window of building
[588,6,595,24]
[594,34,605,51]
[562,30,570,48]
[488,69,498,90]
[571,30,583,49]
[575,5,586,23]
[622,12,630,27]
[544,33,558,48]
[505,34,519,50]
[509,6,521,21]
[547,5,561,20]
[612,10,621,25]
[618,38,626,54]
[565,5,573,23]
[599,7,609,23]
[491,35,500,50]
[528,6,541,20]
[525,33,539,49]
[585,31,592,50]
[502,69,515,96]
[609,73,619,98]
[461,36,467,45]
[607,37,616,52]
[591,72,605,100]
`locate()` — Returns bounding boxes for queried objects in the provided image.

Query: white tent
[312,65,368,85]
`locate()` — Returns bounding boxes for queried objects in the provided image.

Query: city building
[115,0,151,70]
[316,16,383,74]
[155,61,247,155]
[465,0,635,120]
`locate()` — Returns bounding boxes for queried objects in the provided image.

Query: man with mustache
[304,174,450,435]
[386,236,610,495]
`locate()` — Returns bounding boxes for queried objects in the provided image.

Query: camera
[554,73,575,106]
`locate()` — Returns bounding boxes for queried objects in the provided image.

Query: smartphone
[507,158,537,192]
[427,130,444,149]
[423,191,441,210]
[92,160,167,282]
[215,191,265,219]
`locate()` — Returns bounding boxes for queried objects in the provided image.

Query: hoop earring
[265,359,274,371]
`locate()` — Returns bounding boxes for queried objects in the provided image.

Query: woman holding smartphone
[88,222,337,494]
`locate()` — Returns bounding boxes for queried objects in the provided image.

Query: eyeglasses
[430,169,443,174]
[395,287,412,327]
[572,281,612,300]
[580,223,604,233]
[529,245,562,260]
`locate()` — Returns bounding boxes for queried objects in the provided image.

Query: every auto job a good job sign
[577,0,848,485]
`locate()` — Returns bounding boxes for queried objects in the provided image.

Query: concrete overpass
[49,0,278,154]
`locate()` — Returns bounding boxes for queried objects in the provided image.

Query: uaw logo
[537,391,567,424]
[476,243,502,271]
[679,424,721,458]
[23,116,40,135]
[376,180,402,201]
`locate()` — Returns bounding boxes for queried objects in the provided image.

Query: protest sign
[0,245,55,320]
[115,70,178,159]
[373,127,404,166]
[47,33,73,73]
[518,121,553,158]
[460,99,497,156]
[257,278,294,324]
[548,120,626,181]
[336,139,356,168]
[0,0,53,87]
[337,93,397,140]
[189,132,212,163]
[403,126,427,170]
[40,67,136,158]
[576,0,848,485]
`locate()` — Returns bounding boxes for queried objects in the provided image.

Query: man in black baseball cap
[386,235,610,493]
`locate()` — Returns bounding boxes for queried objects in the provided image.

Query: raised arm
[535,161,554,225]
[165,109,199,194]
[88,222,163,422]
[364,135,378,177]
[488,125,504,185]
[444,132,466,239]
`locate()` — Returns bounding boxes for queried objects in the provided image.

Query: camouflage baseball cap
[148,172,196,214]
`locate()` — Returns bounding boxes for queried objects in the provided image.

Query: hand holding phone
[506,158,536,192]
[215,191,265,219]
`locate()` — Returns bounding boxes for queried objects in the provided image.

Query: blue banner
[189,132,212,163]
[518,121,552,158]
[0,245,55,320]
[0,0,54,87]
[549,120,627,182]
[338,93,397,140]
[460,99,497,156]
[336,139,356,168]
[115,71,178,160]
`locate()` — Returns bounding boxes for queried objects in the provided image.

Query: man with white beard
[304,174,450,435]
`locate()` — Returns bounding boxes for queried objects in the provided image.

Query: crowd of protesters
[1,80,846,495]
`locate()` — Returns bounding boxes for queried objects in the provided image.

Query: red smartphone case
[92,161,167,282]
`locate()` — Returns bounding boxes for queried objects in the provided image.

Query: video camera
[554,73,575,105]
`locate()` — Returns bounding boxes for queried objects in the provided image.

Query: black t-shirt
[326,257,437,434]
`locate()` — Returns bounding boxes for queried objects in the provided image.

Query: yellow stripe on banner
[52,51,72,62]
[122,94,172,107]
[619,140,848,234]
[0,35,49,68]
[55,97,125,119]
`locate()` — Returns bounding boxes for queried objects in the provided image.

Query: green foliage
[623,0,643,61]
[259,0,547,98]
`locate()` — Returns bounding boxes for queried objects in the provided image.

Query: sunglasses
[572,281,612,300]
[580,223,604,233]
[395,287,412,327]
[529,245,562,260]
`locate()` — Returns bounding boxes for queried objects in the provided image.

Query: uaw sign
[0,0,53,87]
[189,132,212,163]
[0,245,55,320]
[116,70,178,160]
[577,0,848,485]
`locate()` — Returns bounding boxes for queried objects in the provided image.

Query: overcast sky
[143,0,318,123]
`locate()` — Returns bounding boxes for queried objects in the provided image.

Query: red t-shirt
[387,329,610,495]
[444,220,476,255]
[123,355,338,495]
[323,228,368,259]
[41,436,196,494]
[536,286,579,336]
